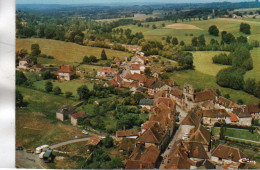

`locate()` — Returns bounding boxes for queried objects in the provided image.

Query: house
[181,107,202,128]
[86,135,102,146]
[129,81,140,93]
[57,65,75,81]
[211,144,247,164]
[132,55,146,65]
[113,57,121,66]
[233,108,252,126]
[216,96,239,112]
[139,99,154,110]
[245,103,260,119]
[18,57,30,70]
[32,64,43,73]
[125,145,160,169]
[153,97,176,112]
[222,162,243,169]
[182,141,209,161]
[163,79,175,87]
[141,121,158,133]
[188,124,211,151]
[202,109,230,126]
[227,113,239,125]
[170,87,183,106]
[136,87,147,93]
[56,105,75,121]
[152,71,159,78]
[136,122,165,150]
[130,64,141,74]
[104,75,123,87]
[119,138,136,152]
[148,81,171,96]
[70,111,86,126]
[97,67,117,77]
[116,129,139,139]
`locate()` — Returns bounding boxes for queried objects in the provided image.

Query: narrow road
[16,150,45,169]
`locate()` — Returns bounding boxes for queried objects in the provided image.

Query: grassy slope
[16,38,131,65]
[245,47,260,82]
[192,51,229,76]
[33,79,94,96]
[225,128,260,141]
[16,86,86,148]
[170,70,259,104]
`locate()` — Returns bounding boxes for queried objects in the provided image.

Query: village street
[16,150,44,169]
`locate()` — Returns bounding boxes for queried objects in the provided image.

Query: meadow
[192,51,229,76]
[16,38,131,65]
[170,70,259,104]
[245,47,260,81]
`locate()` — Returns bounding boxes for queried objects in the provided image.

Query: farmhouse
[57,65,75,81]
[245,103,260,119]
[216,96,239,112]
[86,136,102,146]
[130,64,141,74]
[56,105,75,121]
[148,81,171,96]
[70,111,86,126]
[97,67,117,77]
[188,124,211,151]
[202,109,230,126]
[18,57,30,70]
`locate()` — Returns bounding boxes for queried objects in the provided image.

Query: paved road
[176,105,188,123]
[16,150,44,169]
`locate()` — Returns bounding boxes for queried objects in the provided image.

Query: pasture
[16,38,131,65]
[170,70,259,105]
[164,23,202,30]
[245,47,260,82]
[192,51,229,76]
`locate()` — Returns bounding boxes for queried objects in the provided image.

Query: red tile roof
[86,135,101,146]
[183,142,209,159]
[229,113,239,122]
[163,79,175,86]
[125,160,153,169]
[137,123,164,144]
[188,124,211,146]
[245,103,260,113]
[139,145,160,164]
[165,156,191,169]
[58,65,74,73]
[203,109,230,118]
[170,87,183,99]
[71,111,85,119]
[116,129,139,138]
[211,144,247,162]
[181,108,202,126]
[141,121,158,130]
[194,89,217,102]
[217,96,239,108]
[97,67,115,73]
[113,57,121,63]
[153,97,176,111]
[131,64,140,70]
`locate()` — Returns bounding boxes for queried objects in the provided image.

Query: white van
[39,152,45,159]
[36,145,49,154]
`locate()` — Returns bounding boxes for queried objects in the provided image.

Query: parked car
[82,130,89,135]
[26,149,34,153]
[16,146,23,151]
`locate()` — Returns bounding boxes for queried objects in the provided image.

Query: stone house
[233,108,252,126]
[170,87,183,106]
[119,138,136,152]
[18,57,30,70]
[148,81,171,96]
[57,65,75,81]
[139,99,154,110]
[97,67,117,77]
[116,129,139,139]
[245,103,260,119]
[215,96,239,112]
[86,135,102,146]
[56,105,75,121]
[113,57,121,66]
[182,141,209,162]
[211,144,247,164]
[130,64,141,74]
[202,109,230,126]
[70,111,86,126]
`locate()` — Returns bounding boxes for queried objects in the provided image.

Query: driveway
[16,150,44,169]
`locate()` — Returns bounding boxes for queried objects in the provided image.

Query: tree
[41,70,54,80]
[152,24,157,29]
[237,36,248,43]
[208,25,219,36]
[53,86,62,95]
[224,94,230,99]
[65,91,72,98]
[102,135,114,148]
[180,41,185,46]
[191,37,198,46]
[237,99,244,105]
[101,49,107,60]
[16,70,27,85]
[220,125,225,140]
[133,92,145,104]
[45,81,53,93]
[254,81,260,98]
[89,55,98,63]
[31,43,41,56]
[144,67,152,77]
[16,90,24,107]
[172,37,178,45]
[166,36,172,43]
[244,78,256,94]
[240,23,251,34]
[198,35,206,46]
[109,157,124,169]
[83,56,91,64]
[222,33,236,44]
[77,85,90,100]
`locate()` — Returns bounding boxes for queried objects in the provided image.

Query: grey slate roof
[56,105,75,115]
[139,99,154,106]
[150,81,166,89]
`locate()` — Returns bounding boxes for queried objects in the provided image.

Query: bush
[45,81,53,93]
[240,23,251,34]
[53,86,62,95]
[208,25,219,36]
[65,91,72,98]
[212,53,232,65]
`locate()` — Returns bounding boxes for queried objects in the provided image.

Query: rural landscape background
[15,0,260,169]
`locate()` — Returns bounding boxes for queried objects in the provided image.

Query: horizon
[16,0,256,5]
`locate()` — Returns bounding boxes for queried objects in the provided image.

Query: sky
[16,0,253,4]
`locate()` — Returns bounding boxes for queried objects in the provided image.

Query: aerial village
[16,45,260,169]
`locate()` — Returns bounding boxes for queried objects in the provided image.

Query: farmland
[16,38,131,65]
[245,47,260,81]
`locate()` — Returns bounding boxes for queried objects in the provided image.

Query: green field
[225,128,260,142]
[118,18,260,44]
[170,70,259,104]
[16,38,131,65]
[33,79,94,97]
[192,51,229,76]
[245,47,260,82]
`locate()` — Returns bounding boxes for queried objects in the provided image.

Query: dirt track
[164,23,202,30]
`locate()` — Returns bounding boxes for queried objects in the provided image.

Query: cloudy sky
[16,0,253,4]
